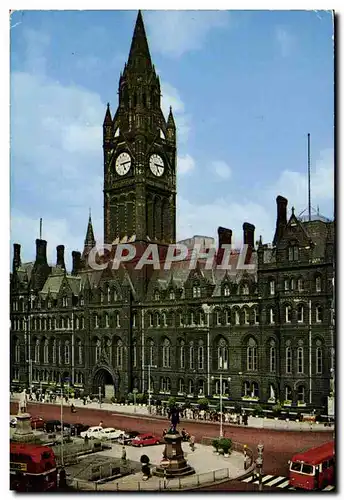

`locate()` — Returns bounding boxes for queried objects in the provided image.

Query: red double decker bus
[288,441,335,490]
[10,443,58,492]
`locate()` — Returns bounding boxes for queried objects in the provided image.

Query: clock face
[149,154,165,177]
[115,152,131,176]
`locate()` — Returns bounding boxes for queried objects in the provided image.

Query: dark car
[45,420,71,433]
[118,430,140,445]
[70,423,90,436]
[30,416,45,430]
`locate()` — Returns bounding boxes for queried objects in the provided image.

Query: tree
[197,398,209,410]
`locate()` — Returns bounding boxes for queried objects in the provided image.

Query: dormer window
[242,283,249,295]
[169,290,175,300]
[269,280,275,296]
[154,290,160,301]
[192,285,201,298]
[62,297,68,307]
[288,245,299,262]
[315,276,322,292]
[100,292,104,304]
[80,297,84,306]
[223,285,230,297]
[47,301,51,309]
[107,288,111,303]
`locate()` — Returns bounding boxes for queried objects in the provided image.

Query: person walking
[121,446,127,462]
[189,435,195,452]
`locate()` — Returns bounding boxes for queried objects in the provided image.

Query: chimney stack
[35,239,48,265]
[56,245,66,270]
[12,243,21,273]
[273,195,288,245]
[72,251,81,276]
[217,227,232,266]
[243,222,255,249]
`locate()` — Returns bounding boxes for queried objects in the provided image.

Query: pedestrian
[189,435,195,452]
[84,434,89,446]
[99,420,103,427]
[121,446,127,462]
[71,403,76,413]
[59,467,67,489]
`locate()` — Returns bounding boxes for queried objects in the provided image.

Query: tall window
[269,308,275,324]
[14,340,20,363]
[198,344,204,370]
[133,313,137,328]
[216,311,221,325]
[198,380,205,395]
[225,310,231,325]
[43,340,49,364]
[64,341,70,364]
[297,347,304,374]
[286,305,292,323]
[218,339,228,369]
[315,276,322,292]
[154,290,160,301]
[149,313,153,327]
[190,312,195,326]
[94,314,99,328]
[34,339,40,363]
[116,340,123,367]
[189,342,194,369]
[243,381,250,396]
[285,385,292,401]
[162,339,171,368]
[178,378,185,394]
[316,306,323,323]
[180,342,185,369]
[297,385,305,403]
[297,304,304,323]
[162,313,167,327]
[252,382,259,398]
[269,280,275,295]
[316,346,323,374]
[133,343,137,368]
[286,347,292,374]
[269,341,276,372]
[80,316,84,329]
[298,279,304,291]
[235,310,240,325]
[116,312,120,328]
[188,379,194,395]
[289,246,299,261]
[77,340,82,365]
[100,292,104,304]
[75,317,79,330]
[169,290,175,300]
[62,297,68,307]
[254,308,259,325]
[224,285,230,297]
[107,287,111,303]
[284,279,289,291]
[244,309,249,325]
[52,339,56,364]
[247,338,258,371]
[95,339,101,363]
[105,314,109,328]
[242,283,249,295]
[192,285,201,298]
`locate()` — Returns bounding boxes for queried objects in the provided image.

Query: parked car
[10,417,17,428]
[80,426,104,439]
[100,428,124,440]
[30,416,45,430]
[131,433,161,447]
[44,420,70,433]
[70,423,89,436]
[117,430,140,445]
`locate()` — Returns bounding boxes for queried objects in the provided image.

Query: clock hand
[121,161,131,166]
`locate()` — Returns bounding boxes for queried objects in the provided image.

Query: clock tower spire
[103,10,176,247]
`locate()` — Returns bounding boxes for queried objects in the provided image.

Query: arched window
[77,340,82,365]
[297,304,304,323]
[149,340,154,366]
[218,339,228,369]
[316,306,323,323]
[169,290,175,300]
[252,382,259,398]
[198,380,205,395]
[243,381,250,397]
[107,287,111,303]
[269,280,275,295]
[269,307,275,324]
[235,309,240,325]
[162,313,167,327]
[244,308,249,325]
[34,339,40,363]
[105,313,109,328]
[223,285,230,297]
[316,344,323,374]
[286,305,292,323]
[198,344,204,370]
[58,340,62,364]
[188,379,194,395]
[149,313,153,327]
[254,308,259,324]
[188,342,194,369]
[94,314,99,329]
[269,341,276,372]
[43,339,49,364]
[156,313,161,327]
[80,316,85,329]
[297,346,304,374]
[178,378,185,394]
[285,385,292,401]
[162,339,171,368]
[52,339,56,364]
[180,342,185,369]
[106,339,112,359]
[133,342,137,368]
[14,339,20,363]
[247,338,257,371]
[192,285,201,298]
[297,385,305,403]
[75,317,79,330]
[116,340,123,367]
[95,339,101,363]
[286,346,292,374]
[242,283,249,295]
[64,341,70,364]
[298,278,304,291]
[154,290,160,301]
[225,310,231,325]
[315,276,322,292]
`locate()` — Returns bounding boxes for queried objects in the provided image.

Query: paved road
[11,402,333,490]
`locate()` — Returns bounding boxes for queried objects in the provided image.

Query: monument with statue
[11,389,37,443]
[154,406,195,478]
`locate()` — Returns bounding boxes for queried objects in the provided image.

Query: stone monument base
[11,413,38,443]
[154,430,195,478]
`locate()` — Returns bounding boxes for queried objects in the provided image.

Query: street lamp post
[145,364,157,413]
[99,386,102,408]
[133,388,138,413]
[256,443,264,491]
[60,387,64,467]
[212,374,231,437]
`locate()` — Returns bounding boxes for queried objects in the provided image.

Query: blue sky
[10,10,334,269]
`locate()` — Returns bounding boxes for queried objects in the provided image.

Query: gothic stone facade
[10,12,335,411]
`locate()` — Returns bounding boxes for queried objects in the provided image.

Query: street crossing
[241,474,335,491]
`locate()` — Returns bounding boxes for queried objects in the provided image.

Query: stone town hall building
[10,11,335,411]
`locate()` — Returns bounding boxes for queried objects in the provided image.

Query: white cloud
[161,80,191,143]
[178,154,195,175]
[145,10,229,58]
[211,160,232,180]
[275,26,295,58]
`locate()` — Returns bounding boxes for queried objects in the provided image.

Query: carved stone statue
[270,385,275,401]
[18,389,27,414]
[169,406,180,433]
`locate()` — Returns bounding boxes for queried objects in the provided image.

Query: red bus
[288,441,335,490]
[10,443,58,492]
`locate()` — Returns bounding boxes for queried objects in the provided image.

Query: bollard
[213,470,215,482]
[197,475,200,486]
[117,483,119,491]
[179,478,181,489]
[138,482,140,491]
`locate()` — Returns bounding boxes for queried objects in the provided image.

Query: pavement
[68,440,245,491]
[11,393,334,432]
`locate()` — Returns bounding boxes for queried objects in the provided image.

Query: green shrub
[110,396,117,403]
[212,438,220,451]
[219,438,232,454]
[272,403,282,415]
[254,404,264,417]
[168,397,177,408]
[198,398,209,410]
[234,403,241,414]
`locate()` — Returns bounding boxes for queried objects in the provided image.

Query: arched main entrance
[92,367,115,400]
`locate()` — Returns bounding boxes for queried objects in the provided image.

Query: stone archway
[92,367,115,400]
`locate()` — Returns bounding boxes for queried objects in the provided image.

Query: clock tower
[103,10,177,246]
